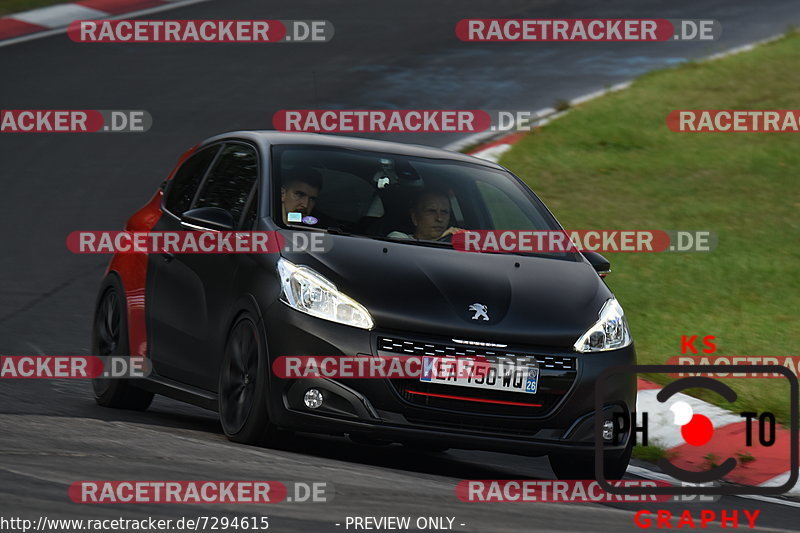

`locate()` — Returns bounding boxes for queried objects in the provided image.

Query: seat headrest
[364,194,384,217]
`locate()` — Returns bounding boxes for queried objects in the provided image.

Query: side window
[164,146,219,216]
[476,181,535,230]
[193,143,258,224]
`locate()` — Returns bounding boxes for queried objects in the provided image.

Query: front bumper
[262,303,637,456]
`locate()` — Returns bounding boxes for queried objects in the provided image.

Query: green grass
[633,441,678,464]
[0,0,71,17]
[500,32,800,423]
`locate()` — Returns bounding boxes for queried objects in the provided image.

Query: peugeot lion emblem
[469,303,489,321]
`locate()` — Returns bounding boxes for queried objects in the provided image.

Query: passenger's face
[281,181,319,221]
[411,194,450,240]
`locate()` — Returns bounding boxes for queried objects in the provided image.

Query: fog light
[304,388,323,409]
[602,419,615,441]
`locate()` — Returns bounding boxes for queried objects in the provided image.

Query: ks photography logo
[595,364,798,496]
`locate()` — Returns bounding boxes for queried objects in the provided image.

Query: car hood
[282,235,613,348]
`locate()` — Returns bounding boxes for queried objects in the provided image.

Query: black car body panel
[106,131,636,458]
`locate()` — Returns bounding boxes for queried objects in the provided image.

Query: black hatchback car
[91,131,636,479]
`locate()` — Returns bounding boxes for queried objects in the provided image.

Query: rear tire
[91,274,154,410]
[218,312,281,446]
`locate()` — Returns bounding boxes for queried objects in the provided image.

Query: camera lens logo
[670,401,712,445]
[654,377,738,483]
[595,364,798,496]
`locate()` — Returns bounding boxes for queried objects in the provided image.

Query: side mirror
[182,207,235,231]
[582,251,611,278]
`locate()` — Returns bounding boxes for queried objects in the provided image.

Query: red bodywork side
[105,145,198,356]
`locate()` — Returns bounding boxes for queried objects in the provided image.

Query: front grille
[378,336,577,420]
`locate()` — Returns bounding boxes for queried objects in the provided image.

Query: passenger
[388,188,464,240]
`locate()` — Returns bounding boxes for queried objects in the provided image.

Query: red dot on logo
[681,414,714,446]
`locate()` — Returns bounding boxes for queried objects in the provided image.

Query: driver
[388,188,464,241]
[281,167,322,224]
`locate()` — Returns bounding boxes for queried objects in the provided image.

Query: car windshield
[271,144,567,252]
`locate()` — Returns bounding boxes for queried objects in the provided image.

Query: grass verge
[500,32,800,423]
[633,442,679,464]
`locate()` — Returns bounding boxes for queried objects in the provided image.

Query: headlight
[573,298,632,353]
[277,258,374,330]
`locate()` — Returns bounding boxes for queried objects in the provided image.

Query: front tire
[91,274,154,410]
[218,313,280,445]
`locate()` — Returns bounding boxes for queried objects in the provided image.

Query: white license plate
[420,356,539,394]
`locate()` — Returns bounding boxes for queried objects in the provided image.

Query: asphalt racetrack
[1,1,800,531]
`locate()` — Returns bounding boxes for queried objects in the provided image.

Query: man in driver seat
[281,167,323,225]
[388,188,464,241]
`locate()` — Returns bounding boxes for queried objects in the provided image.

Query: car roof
[198,130,505,170]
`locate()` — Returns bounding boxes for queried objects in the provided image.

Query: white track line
[0,0,215,48]
[12,4,106,28]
